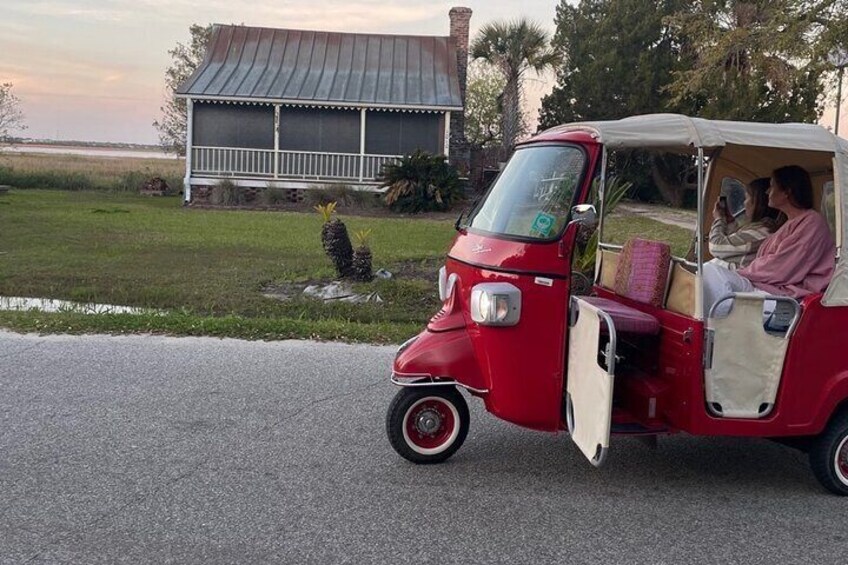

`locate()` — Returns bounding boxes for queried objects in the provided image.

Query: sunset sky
[2,1,845,144]
[1,0,558,144]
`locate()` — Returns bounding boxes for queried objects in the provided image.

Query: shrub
[260,186,287,206]
[304,184,370,208]
[305,187,336,207]
[210,179,245,206]
[572,176,634,274]
[115,171,148,192]
[379,151,462,213]
[328,183,369,207]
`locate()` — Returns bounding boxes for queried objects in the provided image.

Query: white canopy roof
[543,114,848,307]
[543,113,848,154]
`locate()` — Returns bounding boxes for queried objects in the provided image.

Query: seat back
[598,249,619,290]
[666,262,696,316]
[613,239,672,308]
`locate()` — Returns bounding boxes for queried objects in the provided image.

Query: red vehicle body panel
[394,130,848,443]
[395,139,601,431]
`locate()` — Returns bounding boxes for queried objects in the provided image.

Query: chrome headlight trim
[438,266,459,303]
[470,283,521,326]
[396,335,419,357]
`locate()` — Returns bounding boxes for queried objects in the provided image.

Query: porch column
[183,98,194,204]
[359,108,367,182]
[273,104,280,179]
[443,111,451,157]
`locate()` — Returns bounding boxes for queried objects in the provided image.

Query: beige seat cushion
[599,250,619,289]
[666,263,696,316]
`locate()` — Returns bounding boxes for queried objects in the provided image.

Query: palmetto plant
[380,151,461,213]
[573,177,633,274]
[315,201,353,278]
[351,228,374,282]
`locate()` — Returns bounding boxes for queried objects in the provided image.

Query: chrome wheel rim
[836,435,848,487]
[402,396,459,456]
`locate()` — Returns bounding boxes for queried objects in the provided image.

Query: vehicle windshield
[468,145,586,240]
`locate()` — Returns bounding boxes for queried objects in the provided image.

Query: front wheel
[386,386,469,464]
[809,411,848,496]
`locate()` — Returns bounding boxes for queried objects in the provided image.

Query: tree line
[151,0,848,199]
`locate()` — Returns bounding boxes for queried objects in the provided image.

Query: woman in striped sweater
[708,177,779,270]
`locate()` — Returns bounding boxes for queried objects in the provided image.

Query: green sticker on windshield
[530,212,556,237]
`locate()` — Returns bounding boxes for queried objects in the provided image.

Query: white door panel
[567,297,617,466]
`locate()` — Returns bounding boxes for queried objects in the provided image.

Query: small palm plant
[315,201,353,278]
[351,229,374,282]
[573,177,633,270]
[380,151,461,213]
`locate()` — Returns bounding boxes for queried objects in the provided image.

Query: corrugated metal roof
[176,25,463,111]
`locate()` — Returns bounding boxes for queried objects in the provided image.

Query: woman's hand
[712,200,725,221]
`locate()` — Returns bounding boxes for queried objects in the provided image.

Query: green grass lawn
[604,213,693,256]
[0,190,693,343]
[0,190,456,342]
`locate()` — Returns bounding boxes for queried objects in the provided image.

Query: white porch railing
[191,146,400,182]
[192,147,275,177]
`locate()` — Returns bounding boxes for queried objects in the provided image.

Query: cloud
[3,0,561,142]
[4,0,134,22]
[123,0,453,32]
[0,42,160,102]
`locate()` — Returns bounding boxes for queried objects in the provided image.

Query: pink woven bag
[613,238,672,307]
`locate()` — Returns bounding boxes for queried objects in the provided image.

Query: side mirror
[571,204,597,225]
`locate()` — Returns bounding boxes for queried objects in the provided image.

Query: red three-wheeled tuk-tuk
[385,114,848,495]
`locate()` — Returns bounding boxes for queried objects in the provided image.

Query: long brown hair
[772,165,814,210]
[747,177,779,222]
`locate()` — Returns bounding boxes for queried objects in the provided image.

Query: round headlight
[478,292,492,319]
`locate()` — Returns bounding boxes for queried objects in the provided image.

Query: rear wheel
[809,411,848,496]
[386,386,469,464]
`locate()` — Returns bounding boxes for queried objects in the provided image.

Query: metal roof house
[176,7,472,204]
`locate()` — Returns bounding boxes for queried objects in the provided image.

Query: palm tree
[471,19,560,154]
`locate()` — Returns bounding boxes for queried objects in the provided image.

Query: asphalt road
[1,331,846,564]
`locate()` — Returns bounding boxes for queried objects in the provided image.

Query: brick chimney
[449,7,472,103]
[448,6,472,175]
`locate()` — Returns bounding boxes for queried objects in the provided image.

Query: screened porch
[187,102,448,185]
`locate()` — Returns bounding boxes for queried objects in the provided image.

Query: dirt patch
[389,258,443,281]
[260,259,441,302]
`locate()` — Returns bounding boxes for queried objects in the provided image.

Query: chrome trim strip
[697,147,705,319]
[671,255,698,269]
[596,308,617,376]
[390,374,489,394]
[708,293,802,338]
[395,335,419,357]
[598,242,623,251]
[597,147,609,245]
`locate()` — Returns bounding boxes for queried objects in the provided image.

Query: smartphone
[718,196,727,210]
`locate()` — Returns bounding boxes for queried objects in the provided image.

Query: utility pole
[828,48,848,136]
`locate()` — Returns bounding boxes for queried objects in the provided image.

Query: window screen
[279,107,360,154]
[365,111,441,155]
[192,103,274,149]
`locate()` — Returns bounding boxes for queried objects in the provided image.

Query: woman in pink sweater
[703,165,836,314]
